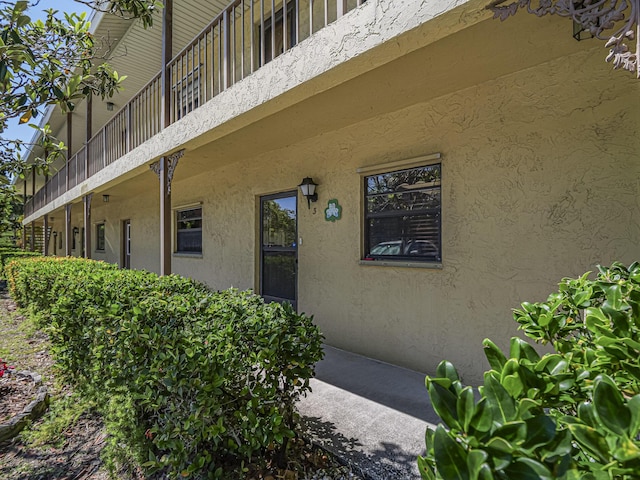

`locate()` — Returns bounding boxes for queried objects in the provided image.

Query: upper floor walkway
[23,0,490,222]
[24,0,369,218]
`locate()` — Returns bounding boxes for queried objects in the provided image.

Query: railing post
[337,0,346,17]
[66,111,72,193]
[65,204,72,257]
[86,95,92,182]
[22,170,27,249]
[127,102,132,152]
[83,194,92,259]
[102,128,107,170]
[223,9,231,90]
[30,221,35,252]
[43,215,49,256]
[162,0,173,129]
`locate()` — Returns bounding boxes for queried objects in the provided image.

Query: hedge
[0,248,40,277]
[5,257,324,478]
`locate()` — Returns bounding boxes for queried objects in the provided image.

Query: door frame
[122,219,131,269]
[259,190,298,309]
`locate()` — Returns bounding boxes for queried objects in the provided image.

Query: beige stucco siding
[164,45,639,384]
[31,10,639,384]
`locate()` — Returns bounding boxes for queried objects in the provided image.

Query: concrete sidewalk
[297,346,441,479]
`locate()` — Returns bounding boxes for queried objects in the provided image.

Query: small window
[176,207,202,254]
[175,74,200,120]
[260,2,297,65]
[96,223,106,251]
[363,163,441,263]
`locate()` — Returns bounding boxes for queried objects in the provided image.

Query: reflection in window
[262,198,296,247]
[363,163,441,262]
[176,207,202,253]
[96,223,106,251]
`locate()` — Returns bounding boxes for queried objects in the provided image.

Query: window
[96,223,105,251]
[363,163,441,263]
[175,73,200,120]
[260,2,297,65]
[176,207,202,254]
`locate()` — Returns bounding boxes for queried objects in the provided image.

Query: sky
[3,0,92,146]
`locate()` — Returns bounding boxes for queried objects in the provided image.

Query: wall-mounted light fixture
[102,194,110,203]
[298,177,318,209]
[106,102,115,111]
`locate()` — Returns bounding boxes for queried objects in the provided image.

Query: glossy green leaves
[421,263,640,480]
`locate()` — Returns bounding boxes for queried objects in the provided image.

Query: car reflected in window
[365,239,440,261]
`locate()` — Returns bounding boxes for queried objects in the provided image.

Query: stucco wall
[161,45,638,384]
[35,18,639,384]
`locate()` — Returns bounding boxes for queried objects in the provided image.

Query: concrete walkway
[297,346,441,479]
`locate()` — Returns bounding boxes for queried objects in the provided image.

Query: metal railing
[24,0,365,217]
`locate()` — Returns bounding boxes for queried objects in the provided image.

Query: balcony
[25,0,366,217]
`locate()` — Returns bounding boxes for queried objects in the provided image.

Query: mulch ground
[0,374,40,423]
[0,291,112,479]
[0,414,111,480]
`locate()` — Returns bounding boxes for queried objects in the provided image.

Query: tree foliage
[419,262,640,480]
[0,0,158,175]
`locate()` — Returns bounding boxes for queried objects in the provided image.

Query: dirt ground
[0,291,113,479]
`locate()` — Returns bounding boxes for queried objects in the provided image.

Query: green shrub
[418,262,640,480]
[6,257,324,478]
[0,249,40,278]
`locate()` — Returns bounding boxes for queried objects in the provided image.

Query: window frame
[175,205,203,255]
[361,157,442,266]
[95,222,106,252]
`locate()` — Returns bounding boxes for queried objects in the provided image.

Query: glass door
[260,192,297,308]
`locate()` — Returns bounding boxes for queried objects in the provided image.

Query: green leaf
[503,458,553,480]
[483,339,507,371]
[601,283,623,310]
[509,337,540,363]
[433,425,470,480]
[428,380,461,430]
[456,387,475,432]
[592,374,630,436]
[469,398,493,433]
[627,394,640,437]
[612,436,640,462]
[578,402,599,429]
[466,449,489,479]
[565,422,610,463]
[483,373,516,425]
[437,360,460,384]
[522,415,556,450]
[585,307,608,332]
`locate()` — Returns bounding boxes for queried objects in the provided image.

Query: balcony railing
[24,0,365,218]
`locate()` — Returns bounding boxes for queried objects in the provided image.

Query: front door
[122,219,131,269]
[260,192,297,308]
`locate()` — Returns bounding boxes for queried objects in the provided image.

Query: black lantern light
[298,177,318,209]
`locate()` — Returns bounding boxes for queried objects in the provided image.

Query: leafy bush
[0,248,40,278]
[418,262,640,480]
[6,257,324,478]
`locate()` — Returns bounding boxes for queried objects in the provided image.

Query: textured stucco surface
[158,45,640,382]
[25,4,640,383]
